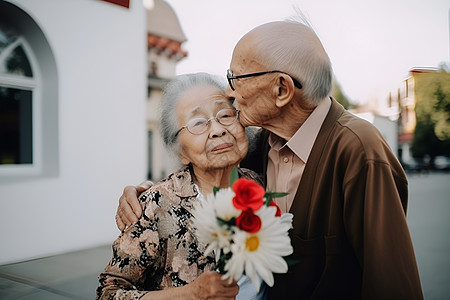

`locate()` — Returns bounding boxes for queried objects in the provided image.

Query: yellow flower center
[246,236,260,252]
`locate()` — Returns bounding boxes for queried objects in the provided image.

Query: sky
[155,0,449,105]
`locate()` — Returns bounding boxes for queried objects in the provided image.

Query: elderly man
[117,20,423,299]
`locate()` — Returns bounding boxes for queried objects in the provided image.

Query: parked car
[401,159,429,174]
[434,156,450,171]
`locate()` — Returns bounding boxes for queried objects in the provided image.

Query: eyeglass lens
[186,108,238,135]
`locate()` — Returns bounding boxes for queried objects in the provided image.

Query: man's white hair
[243,16,333,106]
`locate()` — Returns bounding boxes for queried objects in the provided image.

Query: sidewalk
[1,173,449,299]
[0,245,111,300]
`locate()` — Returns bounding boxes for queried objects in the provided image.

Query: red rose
[236,208,262,233]
[232,178,265,211]
[269,201,282,217]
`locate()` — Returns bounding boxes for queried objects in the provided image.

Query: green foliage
[229,167,239,186]
[332,80,353,109]
[215,250,232,274]
[213,186,220,196]
[433,83,450,140]
[213,167,239,195]
[264,191,289,206]
[411,69,450,159]
[216,216,236,227]
[411,115,441,157]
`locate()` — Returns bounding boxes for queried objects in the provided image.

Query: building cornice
[147,33,187,60]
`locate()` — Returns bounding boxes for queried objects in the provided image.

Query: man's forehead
[232,36,263,66]
[230,50,263,72]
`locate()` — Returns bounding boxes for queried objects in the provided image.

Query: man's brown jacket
[242,99,423,299]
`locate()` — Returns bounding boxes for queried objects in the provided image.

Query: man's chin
[241,118,262,128]
[238,114,254,127]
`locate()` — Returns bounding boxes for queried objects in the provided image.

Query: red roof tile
[147,33,187,58]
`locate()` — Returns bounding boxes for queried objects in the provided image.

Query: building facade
[396,68,444,165]
[145,0,187,181]
[0,0,147,264]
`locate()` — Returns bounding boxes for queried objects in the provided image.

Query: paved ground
[0,245,110,299]
[406,171,450,300]
[0,172,449,299]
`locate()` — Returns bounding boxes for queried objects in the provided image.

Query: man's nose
[226,84,234,98]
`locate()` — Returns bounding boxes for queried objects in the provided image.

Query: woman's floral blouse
[96,166,214,299]
[96,165,260,300]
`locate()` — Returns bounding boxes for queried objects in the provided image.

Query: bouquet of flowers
[191,170,294,291]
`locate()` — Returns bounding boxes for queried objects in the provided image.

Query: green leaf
[285,258,301,266]
[213,186,220,196]
[229,167,239,186]
[216,250,233,274]
[264,191,289,205]
[216,216,236,227]
[265,191,289,198]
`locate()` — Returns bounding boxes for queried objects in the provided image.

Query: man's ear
[274,74,295,108]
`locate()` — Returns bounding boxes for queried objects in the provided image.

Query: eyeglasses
[174,107,239,138]
[227,69,302,91]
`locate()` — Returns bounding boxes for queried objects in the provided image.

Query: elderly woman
[96,73,264,300]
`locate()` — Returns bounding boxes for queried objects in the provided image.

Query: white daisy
[211,188,241,221]
[223,206,294,291]
[191,187,240,257]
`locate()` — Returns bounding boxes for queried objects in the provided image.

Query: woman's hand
[115,181,153,231]
[139,271,239,300]
[187,271,239,300]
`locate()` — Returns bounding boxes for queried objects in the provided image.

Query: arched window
[0,29,38,169]
[0,1,58,177]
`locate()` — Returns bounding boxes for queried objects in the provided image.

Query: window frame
[0,37,42,175]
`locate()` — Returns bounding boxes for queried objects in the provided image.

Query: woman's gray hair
[159,72,227,154]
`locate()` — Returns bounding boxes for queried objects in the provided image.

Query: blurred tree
[332,80,353,109]
[433,83,450,140]
[411,67,450,166]
[411,114,441,158]
[438,61,450,72]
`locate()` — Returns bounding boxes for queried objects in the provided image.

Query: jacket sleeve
[96,191,163,300]
[343,160,423,299]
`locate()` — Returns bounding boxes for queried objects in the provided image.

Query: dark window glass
[5,45,33,77]
[0,87,33,164]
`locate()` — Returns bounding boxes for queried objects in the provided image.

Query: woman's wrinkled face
[176,85,248,172]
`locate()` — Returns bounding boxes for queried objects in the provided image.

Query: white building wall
[146,81,181,181]
[400,143,413,163]
[354,112,398,154]
[373,115,398,153]
[0,0,147,264]
[148,50,177,78]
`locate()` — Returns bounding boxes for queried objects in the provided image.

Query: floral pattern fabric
[96,165,260,300]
